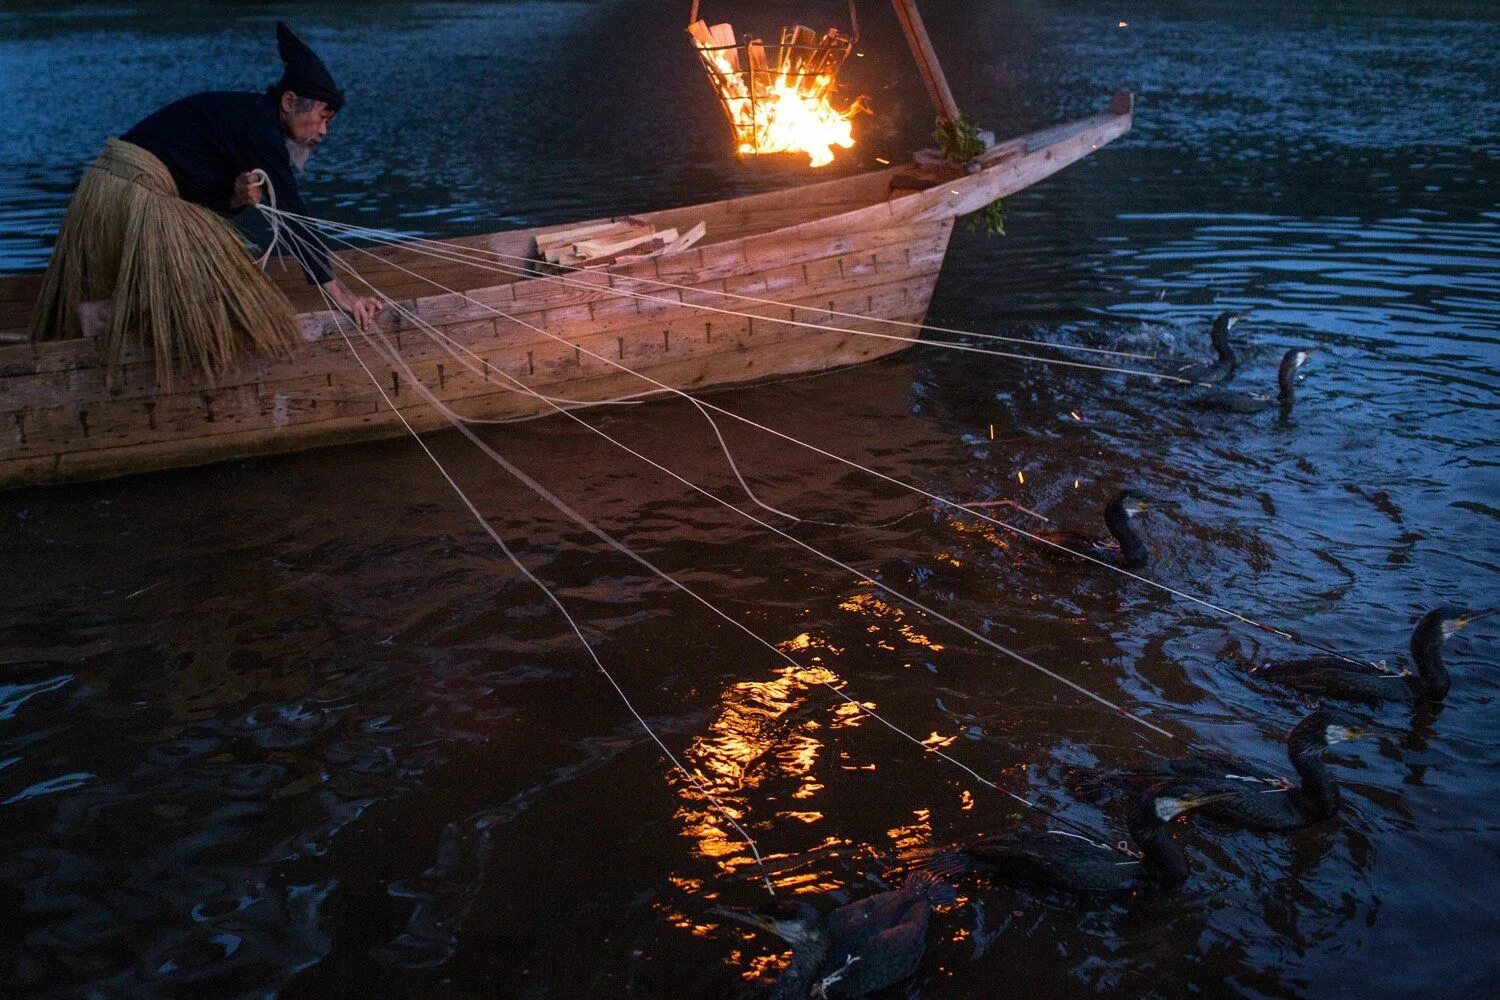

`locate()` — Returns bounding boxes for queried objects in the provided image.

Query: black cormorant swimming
[1189,347,1314,414]
[1088,708,1369,830]
[1035,489,1170,570]
[1253,608,1492,703]
[925,785,1230,895]
[709,870,956,999]
[1176,311,1246,385]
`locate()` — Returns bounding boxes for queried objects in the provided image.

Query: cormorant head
[1152,790,1235,821]
[710,900,822,945]
[1423,607,1494,641]
[1135,782,1235,825]
[1209,311,1247,347]
[1276,348,1316,398]
[1294,707,1369,752]
[1110,489,1173,519]
[1279,348,1314,376]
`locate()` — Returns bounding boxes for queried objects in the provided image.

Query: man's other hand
[344,294,383,331]
[230,171,263,210]
[325,280,384,331]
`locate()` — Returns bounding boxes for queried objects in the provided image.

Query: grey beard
[285,138,317,173]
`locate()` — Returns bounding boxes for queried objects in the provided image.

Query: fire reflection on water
[670,631,847,895]
[669,583,958,902]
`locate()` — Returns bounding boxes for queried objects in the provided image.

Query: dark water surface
[3,2,1498,997]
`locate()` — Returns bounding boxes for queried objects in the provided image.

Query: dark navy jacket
[122,91,332,284]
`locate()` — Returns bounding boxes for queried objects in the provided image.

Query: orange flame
[692,24,868,168]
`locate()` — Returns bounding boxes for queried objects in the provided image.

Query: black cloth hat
[272,21,344,112]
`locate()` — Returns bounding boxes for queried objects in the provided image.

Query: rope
[271,219,1144,853]
[272,206,1380,672]
[264,207,1175,367]
[278,219,1181,745]
[248,168,280,268]
[299,259,782,896]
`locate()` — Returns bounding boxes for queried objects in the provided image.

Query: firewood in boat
[663,221,707,254]
[535,217,650,256]
[539,221,654,264]
[534,221,625,255]
[576,228,678,260]
[545,226,652,264]
[576,237,669,269]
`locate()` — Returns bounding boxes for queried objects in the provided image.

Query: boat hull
[0,97,1132,488]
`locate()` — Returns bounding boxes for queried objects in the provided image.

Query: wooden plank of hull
[4,225,952,444]
[14,258,943,455]
[1,223,952,487]
[0,95,1133,488]
[9,258,946,458]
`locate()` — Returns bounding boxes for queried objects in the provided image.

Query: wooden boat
[0,94,1132,489]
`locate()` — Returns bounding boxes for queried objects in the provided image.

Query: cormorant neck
[1410,620,1451,699]
[772,932,832,1000]
[1105,503,1150,568]
[1288,740,1339,821]
[1277,363,1299,402]
[1128,809,1190,887]
[1210,327,1237,364]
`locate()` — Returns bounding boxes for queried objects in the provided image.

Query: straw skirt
[27,138,302,381]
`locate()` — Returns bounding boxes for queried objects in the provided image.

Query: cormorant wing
[823,887,924,953]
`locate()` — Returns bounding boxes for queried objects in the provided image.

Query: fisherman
[27,21,381,378]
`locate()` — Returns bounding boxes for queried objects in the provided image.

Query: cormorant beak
[1178,790,1238,814]
[1456,609,1496,629]
[1326,724,1370,744]
[1157,789,1236,819]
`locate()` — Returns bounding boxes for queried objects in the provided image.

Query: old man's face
[278,93,334,171]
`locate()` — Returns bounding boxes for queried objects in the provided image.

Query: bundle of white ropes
[249,191,1373,895]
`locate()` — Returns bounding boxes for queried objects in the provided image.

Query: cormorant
[1086,708,1369,829]
[926,785,1230,895]
[1188,348,1314,414]
[1176,311,1246,385]
[1253,608,1492,703]
[709,870,956,999]
[1033,489,1170,570]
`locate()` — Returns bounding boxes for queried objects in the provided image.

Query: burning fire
[690,21,868,168]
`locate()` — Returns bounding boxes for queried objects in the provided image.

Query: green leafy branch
[966,197,1008,238]
[934,114,986,163]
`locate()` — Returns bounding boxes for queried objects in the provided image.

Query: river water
[2,2,1497,997]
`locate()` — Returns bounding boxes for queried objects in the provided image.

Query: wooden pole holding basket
[889,0,962,125]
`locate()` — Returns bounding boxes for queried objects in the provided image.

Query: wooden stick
[889,0,961,125]
[535,220,629,253]
[576,229,676,259]
[663,221,707,254]
[687,20,714,48]
[579,237,668,269]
